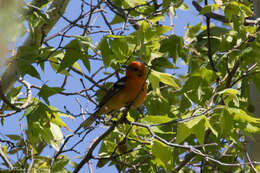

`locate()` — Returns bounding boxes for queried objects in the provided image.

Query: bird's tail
[80,112,99,129]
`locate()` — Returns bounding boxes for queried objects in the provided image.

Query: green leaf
[241,25,258,34]
[49,123,64,151]
[181,68,215,104]
[1,85,23,111]
[17,58,40,79]
[159,35,185,63]
[6,135,21,141]
[109,37,135,61]
[181,68,217,105]
[200,4,219,15]
[58,38,89,72]
[142,115,174,124]
[97,159,110,168]
[163,0,183,8]
[244,123,260,133]
[145,92,173,115]
[227,107,260,123]
[219,106,260,136]
[98,37,113,67]
[198,27,229,38]
[175,123,191,144]
[111,15,124,25]
[224,1,252,20]
[47,106,68,128]
[57,40,80,72]
[155,26,171,36]
[32,0,51,8]
[68,161,78,169]
[192,117,206,144]
[48,51,67,74]
[126,112,135,122]
[51,155,69,172]
[149,70,180,94]
[152,139,172,171]
[205,118,218,137]
[185,115,203,129]
[148,70,160,95]
[8,148,22,155]
[39,85,64,104]
[17,46,40,62]
[219,88,240,107]
[75,35,92,71]
[180,93,192,112]
[220,108,234,136]
[97,131,121,168]
[181,77,204,103]
[176,116,208,144]
[7,86,23,99]
[185,23,202,42]
[152,70,180,88]
[192,67,217,84]
[239,3,253,16]
[224,2,240,20]
[25,101,66,150]
[125,0,146,7]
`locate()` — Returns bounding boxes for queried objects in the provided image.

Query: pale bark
[0,0,70,93]
[247,0,260,165]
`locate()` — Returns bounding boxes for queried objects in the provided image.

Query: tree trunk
[0,0,70,93]
[247,0,260,168]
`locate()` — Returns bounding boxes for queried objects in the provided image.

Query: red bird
[81,61,147,128]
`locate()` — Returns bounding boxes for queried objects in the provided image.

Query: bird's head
[125,61,146,79]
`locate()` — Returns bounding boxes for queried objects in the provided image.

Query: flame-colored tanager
[80,61,147,128]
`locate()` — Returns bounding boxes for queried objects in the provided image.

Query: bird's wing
[97,77,126,109]
[81,77,127,129]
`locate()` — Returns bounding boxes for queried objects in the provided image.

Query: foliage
[0,0,260,172]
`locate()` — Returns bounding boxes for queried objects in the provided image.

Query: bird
[80,61,147,129]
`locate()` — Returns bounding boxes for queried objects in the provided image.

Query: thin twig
[131,121,260,168]
[27,149,34,173]
[51,128,93,166]
[246,152,258,173]
[192,1,228,23]
[0,86,21,111]
[192,1,260,26]
[174,152,196,172]
[73,124,116,173]
[0,142,13,170]
[88,161,94,173]
[0,78,33,117]
[100,10,114,35]
[204,0,217,73]
[231,63,259,87]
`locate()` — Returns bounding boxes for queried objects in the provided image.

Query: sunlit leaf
[142,115,174,124]
[149,70,180,94]
[39,84,64,104]
[152,140,172,171]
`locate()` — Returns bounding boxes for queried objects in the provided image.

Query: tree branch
[174,152,196,172]
[204,0,218,74]
[192,0,260,27]
[0,0,70,94]
[73,124,116,173]
[0,143,13,170]
[0,78,32,117]
[192,1,228,23]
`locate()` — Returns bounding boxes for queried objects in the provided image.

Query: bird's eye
[133,68,138,71]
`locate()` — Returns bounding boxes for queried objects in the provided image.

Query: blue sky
[0,0,204,172]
